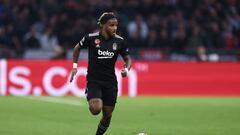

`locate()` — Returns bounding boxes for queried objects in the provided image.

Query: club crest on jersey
[113,43,117,50]
[95,39,101,48]
[95,38,100,44]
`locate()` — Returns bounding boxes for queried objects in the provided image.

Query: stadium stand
[0,0,240,61]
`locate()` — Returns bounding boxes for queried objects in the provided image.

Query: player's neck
[100,30,110,40]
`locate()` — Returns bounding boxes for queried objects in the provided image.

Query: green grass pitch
[0,96,240,135]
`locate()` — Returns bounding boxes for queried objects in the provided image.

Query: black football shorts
[85,80,118,106]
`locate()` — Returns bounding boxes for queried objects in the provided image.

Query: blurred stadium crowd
[0,0,240,61]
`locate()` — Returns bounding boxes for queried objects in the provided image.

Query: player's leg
[86,81,103,115]
[101,106,115,126]
[95,81,118,135]
[96,106,115,135]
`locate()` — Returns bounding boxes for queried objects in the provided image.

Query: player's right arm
[70,35,89,82]
[70,43,81,82]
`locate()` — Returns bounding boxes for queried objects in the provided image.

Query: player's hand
[121,68,129,77]
[70,68,78,82]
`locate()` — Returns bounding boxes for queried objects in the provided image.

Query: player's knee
[89,106,101,115]
[88,98,103,115]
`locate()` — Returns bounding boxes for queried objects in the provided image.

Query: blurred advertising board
[1,59,240,96]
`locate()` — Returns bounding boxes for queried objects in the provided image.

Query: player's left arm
[121,54,132,77]
[123,55,131,70]
[119,39,131,77]
[121,55,132,77]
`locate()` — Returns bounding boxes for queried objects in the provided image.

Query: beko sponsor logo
[98,49,114,59]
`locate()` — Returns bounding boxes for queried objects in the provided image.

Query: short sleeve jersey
[79,32,129,82]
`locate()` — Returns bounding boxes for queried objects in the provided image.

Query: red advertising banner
[0,59,240,96]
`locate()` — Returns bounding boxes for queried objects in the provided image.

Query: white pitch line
[23,96,84,106]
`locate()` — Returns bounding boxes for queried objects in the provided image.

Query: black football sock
[96,122,108,135]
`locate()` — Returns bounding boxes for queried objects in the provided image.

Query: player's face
[104,18,118,37]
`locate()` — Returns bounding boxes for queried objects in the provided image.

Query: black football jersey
[79,32,129,82]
